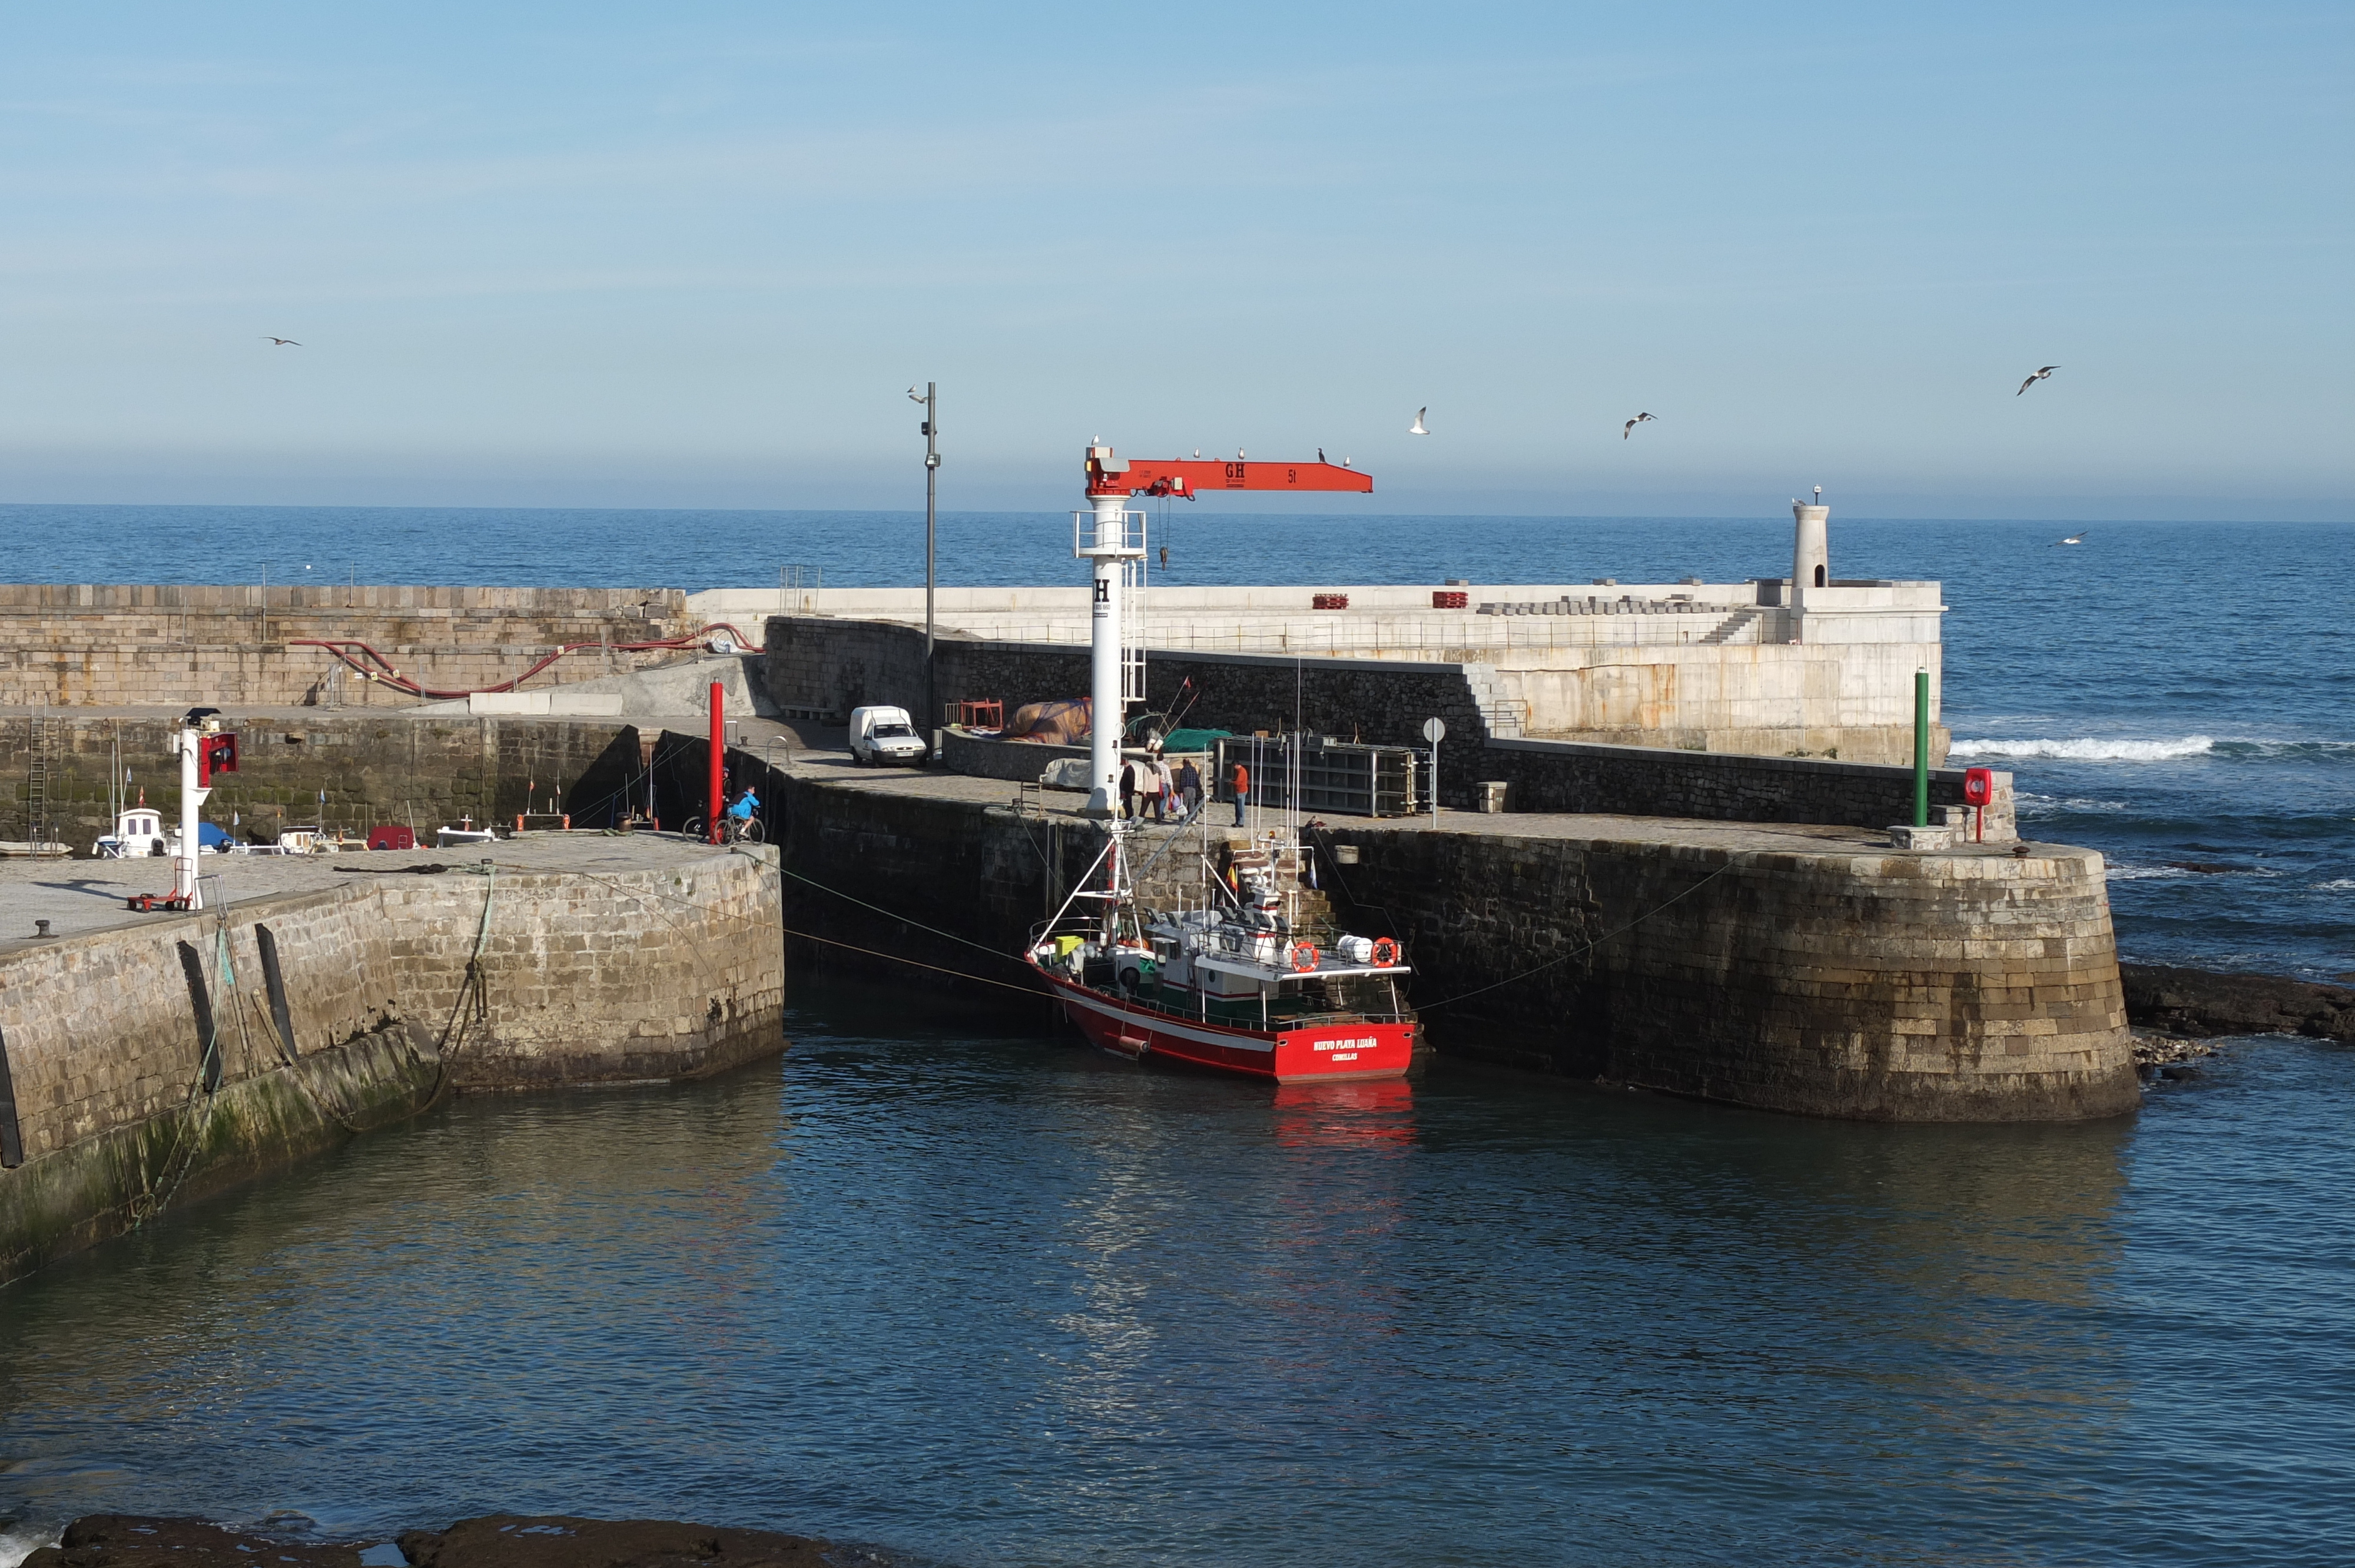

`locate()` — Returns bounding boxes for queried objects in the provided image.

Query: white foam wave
[0,1526,59,1568]
[2012,792,2131,817]
[1951,736,2215,762]
[2105,865,2194,881]
[2316,878,2355,893]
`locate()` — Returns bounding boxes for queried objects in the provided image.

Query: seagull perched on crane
[2016,365,2059,396]
[1623,413,1657,440]
[1408,407,1429,436]
[263,337,300,346]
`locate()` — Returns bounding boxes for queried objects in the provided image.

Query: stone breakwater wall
[0,583,694,708]
[4,713,632,853]
[764,615,1995,834]
[1314,826,2136,1121]
[767,766,2130,1122]
[0,845,784,1283]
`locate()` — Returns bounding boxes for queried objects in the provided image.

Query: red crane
[1085,449,1374,499]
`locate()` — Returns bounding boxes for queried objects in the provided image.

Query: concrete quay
[0,832,784,1284]
[760,742,2135,1124]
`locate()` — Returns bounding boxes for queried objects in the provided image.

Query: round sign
[1421,717,1447,744]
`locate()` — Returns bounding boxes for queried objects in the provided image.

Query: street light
[908,381,940,759]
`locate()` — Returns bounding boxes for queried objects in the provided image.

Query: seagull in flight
[1409,407,1429,436]
[263,337,300,347]
[1623,413,1657,440]
[2016,365,2059,396]
[2052,530,2087,546]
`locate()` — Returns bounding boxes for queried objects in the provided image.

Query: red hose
[288,623,759,701]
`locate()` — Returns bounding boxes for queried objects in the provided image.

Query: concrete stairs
[1701,608,1763,644]
[1461,663,1525,740]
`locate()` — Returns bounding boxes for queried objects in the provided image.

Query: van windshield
[873,723,917,739]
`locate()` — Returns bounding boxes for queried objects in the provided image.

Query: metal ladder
[25,707,54,852]
[1122,556,1147,704]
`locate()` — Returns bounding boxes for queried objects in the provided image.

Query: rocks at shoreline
[23,1513,850,1568]
[2120,963,2355,1044]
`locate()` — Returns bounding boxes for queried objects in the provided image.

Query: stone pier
[755,750,2135,1124]
[0,835,784,1284]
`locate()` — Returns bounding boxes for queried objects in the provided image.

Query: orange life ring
[1290,942,1319,973]
[1371,937,1400,967]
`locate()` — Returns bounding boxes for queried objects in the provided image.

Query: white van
[849,705,928,766]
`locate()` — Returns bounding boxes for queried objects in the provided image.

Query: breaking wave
[1951,736,2215,761]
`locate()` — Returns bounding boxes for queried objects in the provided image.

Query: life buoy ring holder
[1371,937,1400,967]
[1290,942,1319,973]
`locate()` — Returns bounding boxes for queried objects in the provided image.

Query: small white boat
[94,809,233,859]
[94,808,170,858]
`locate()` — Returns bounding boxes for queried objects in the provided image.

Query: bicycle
[676,813,765,845]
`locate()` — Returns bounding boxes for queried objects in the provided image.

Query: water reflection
[2,979,2344,1568]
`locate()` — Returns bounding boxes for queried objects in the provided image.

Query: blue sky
[0,2,2346,519]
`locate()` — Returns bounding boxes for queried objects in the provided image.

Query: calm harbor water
[3,975,2351,1567]
[2,506,2350,1564]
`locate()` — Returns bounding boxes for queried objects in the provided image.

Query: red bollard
[708,681,725,843]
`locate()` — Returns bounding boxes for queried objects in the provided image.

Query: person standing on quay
[1178,758,1202,820]
[1119,758,1139,821]
[1149,753,1171,823]
[1230,759,1250,826]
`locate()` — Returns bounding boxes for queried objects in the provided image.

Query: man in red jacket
[1230,760,1250,826]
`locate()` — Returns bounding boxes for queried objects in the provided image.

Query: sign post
[1421,717,1447,820]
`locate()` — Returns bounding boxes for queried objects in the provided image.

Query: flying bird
[2052,531,2086,546]
[1409,408,1429,436]
[2016,365,2059,396]
[1623,413,1657,440]
[263,337,300,346]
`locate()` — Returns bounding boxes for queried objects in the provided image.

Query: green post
[1912,667,1930,827]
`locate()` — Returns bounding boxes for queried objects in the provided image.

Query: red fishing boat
[1023,826,1417,1083]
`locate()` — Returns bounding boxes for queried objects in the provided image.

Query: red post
[708,682,725,844]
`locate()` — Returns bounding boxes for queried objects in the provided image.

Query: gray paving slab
[0,830,742,955]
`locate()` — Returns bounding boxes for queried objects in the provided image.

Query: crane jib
[1084,456,1376,498]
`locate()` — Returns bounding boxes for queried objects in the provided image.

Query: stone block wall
[763,766,2132,1120]
[0,841,785,1279]
[374,849,785,1088]
[0,584,698,708]
[1478,738,2015,840]
[0,885,398,1165]
[3,713,632,851]
[1311,825,2136,1120]
[762,615,2002,835]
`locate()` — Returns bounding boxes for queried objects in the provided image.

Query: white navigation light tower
[1075,444,1146,818]
[168,707,234,908]
[1790,487,1830,643]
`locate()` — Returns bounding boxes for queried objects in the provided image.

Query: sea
[1,506,2350,1567]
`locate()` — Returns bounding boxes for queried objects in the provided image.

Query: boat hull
[1030,961,1414,1083]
